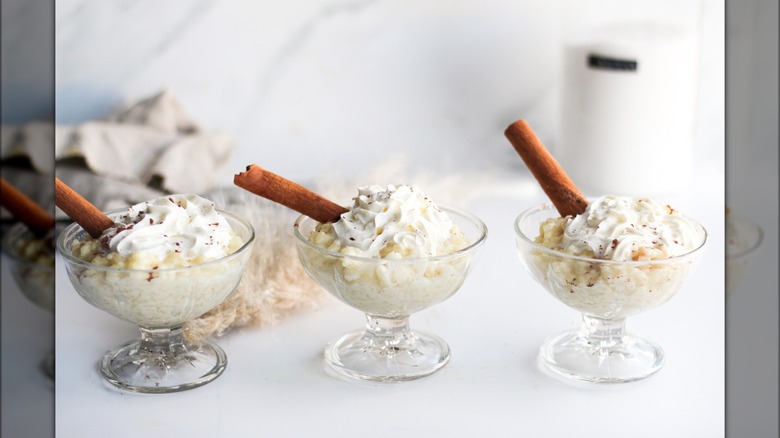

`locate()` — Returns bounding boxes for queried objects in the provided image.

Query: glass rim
[292,205,488,263]
[56,207,256,274]
[514,202,708,266]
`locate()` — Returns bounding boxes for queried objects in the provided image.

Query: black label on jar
[588,54,638,71]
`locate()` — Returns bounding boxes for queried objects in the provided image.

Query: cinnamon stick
[0,178,55,236]
[505,120,588,217]
[234,164,348,223]
[55,178,115,238]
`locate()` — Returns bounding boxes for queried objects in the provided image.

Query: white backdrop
[51,0,725,184]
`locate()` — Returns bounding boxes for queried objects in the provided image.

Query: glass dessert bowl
[515,203,707,383]
[725,214,763,297]
[57,208,255,393]
[2,222,56,380]
[294,206,487,382]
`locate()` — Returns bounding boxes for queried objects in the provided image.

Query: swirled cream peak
[100,194,239,263]
[559,195,703,261]
[314,184,467,258]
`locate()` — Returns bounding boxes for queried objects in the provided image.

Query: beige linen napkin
[55,90,233,194]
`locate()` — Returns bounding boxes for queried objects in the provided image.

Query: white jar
[555,0,702,196]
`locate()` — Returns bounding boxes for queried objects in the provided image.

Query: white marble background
[52,0,725,184]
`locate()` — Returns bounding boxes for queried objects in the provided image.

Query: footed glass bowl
[2,222,56,380]
[57,209,255,393]
[725,214,763,297]
[515,203,707,383]
[294,206,487,382]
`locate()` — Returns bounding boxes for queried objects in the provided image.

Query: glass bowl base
[100,338,227,394]
[539,331,665,384]
[324,329,451,382]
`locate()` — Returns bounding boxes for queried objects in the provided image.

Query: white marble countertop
[53,163,724,437]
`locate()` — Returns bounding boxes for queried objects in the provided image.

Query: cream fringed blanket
[183,188,324,341]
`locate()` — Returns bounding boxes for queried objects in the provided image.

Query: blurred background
[1,0,776,436]
[50,0,726,185]
[52,0,563,183]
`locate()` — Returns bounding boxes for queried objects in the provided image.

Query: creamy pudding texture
[63,195,251,327]
[6,227,55,311]
[303,185,472,317]
[528,195,705,319]
[14,231,55,266]
[72,194,243,269]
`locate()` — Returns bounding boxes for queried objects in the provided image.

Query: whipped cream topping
[561,195,702,261]
[100,194,237,262]
[329,184,461,258]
